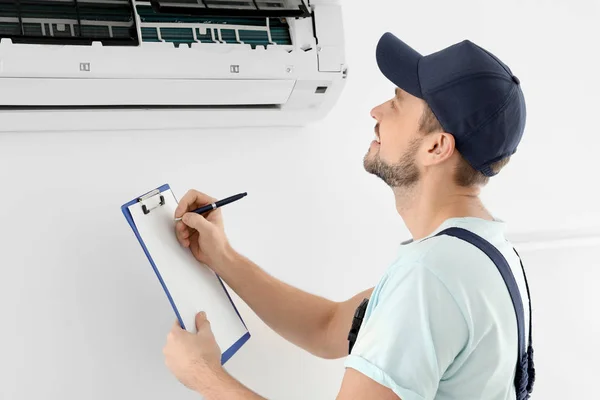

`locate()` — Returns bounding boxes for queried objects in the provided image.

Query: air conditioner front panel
[0,78,296,107]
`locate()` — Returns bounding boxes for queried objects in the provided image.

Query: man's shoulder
[389,226,513,290]
[396,232,486,267]
[381,236,467,289]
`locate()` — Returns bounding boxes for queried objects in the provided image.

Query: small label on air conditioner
[230,65,240,73]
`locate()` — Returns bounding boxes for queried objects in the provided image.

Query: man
[162,32,532,400]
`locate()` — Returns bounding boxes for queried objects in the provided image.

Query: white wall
[516,243,600,400]
[1,0,598,399]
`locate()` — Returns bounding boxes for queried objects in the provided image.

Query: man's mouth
[374,125,381,143]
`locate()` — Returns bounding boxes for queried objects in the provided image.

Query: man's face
[364,87,426,188]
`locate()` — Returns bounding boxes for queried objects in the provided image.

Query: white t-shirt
[345,217,530,400]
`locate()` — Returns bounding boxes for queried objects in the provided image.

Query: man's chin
[363,155,379,176]
[363,146,378,166]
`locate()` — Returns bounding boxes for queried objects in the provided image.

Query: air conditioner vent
[149,0,310,18]
[137,3,292,48]
[0,0,138,45]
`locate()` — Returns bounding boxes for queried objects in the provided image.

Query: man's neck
[394,182,493,241]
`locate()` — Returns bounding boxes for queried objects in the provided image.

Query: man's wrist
[215,243,241,276]
[190,363,225,395]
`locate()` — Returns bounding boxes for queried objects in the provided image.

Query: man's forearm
[217,247,339,358]
[195,368,266,400]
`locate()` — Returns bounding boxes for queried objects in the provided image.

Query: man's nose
[370,104,381,121]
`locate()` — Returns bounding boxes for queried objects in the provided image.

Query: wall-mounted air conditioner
[0,0,347,132]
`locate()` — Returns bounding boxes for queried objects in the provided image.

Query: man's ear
[423,132,455,166]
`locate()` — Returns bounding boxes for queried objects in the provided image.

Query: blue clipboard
[121,183,250,365]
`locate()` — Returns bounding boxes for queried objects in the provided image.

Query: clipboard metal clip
[138,188,165,215]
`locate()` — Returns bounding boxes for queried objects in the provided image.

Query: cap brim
[376,33,423,98]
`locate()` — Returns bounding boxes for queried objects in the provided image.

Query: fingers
[169,319,183,336]
[175,220,191,247]
[182,212,211,233]
[176,221,191,238]
[175,189,217,219]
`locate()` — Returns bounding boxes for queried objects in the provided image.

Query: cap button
[512,75,520,85]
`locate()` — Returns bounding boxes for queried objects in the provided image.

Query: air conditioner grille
[137,4,291,48]
[0,0,296,48]
[0,0,138,45]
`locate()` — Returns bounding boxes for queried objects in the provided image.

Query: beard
[363,137,422,188]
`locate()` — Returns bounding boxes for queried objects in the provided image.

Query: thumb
[195,311,207,331]
[182,212,211,231]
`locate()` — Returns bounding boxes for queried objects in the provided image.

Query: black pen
[174,192,247,221]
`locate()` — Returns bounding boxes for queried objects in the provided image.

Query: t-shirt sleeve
[344,265,468,400]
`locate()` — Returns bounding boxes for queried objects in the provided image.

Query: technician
[161,32,534,400]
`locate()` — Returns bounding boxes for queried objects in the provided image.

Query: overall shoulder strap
[434,227,532,361]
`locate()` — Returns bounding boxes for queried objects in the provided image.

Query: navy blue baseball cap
[376,32,526,177]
